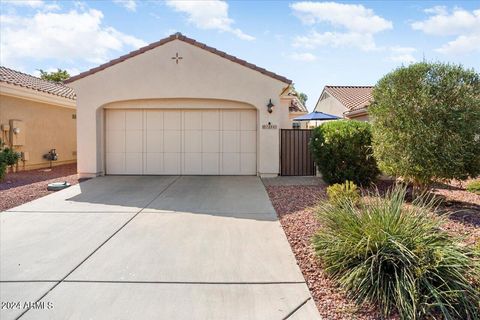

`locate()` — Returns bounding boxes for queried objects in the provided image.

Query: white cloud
[436,34,480,55]
[0,9,147,68]
[291,1,392,33]
[289,52,317,62]
[412,7,480,55]
[113,0,137,12]
[293,31,377,51]
[412,7,480,36]
[165,0,254,40]
[388,46,416,64]
[290,1,392,51]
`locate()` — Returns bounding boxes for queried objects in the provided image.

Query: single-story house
[313,85,373,122]
[0,66,77,170]
[65,33,300,178]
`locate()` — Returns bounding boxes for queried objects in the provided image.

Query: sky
[1,0,479,111]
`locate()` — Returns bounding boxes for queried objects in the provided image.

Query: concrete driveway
[0,176,320,320]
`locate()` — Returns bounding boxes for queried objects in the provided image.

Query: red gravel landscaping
[265,179,480,320]
[0,163,80,211]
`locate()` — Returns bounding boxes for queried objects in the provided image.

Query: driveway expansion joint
[62,280,307,285]
[281,297,312,320]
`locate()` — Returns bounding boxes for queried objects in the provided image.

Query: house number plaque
[262,124,277,129]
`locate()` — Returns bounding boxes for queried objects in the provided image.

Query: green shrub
[0,162,6,181]
[313,186,479,319]
[466,180,480,195]
[326,180,360,207]
[370,62,480,188]
[309,120,379,185]
[1,148,20,166]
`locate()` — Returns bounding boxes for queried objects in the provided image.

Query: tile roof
[324,85,373,110]
[65,33,292,85]
[0,66,76,100]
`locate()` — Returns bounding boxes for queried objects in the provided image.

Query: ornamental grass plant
[313,186,480,319]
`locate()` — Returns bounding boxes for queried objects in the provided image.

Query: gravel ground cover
[0,163,80,211]
[265,179,479,320]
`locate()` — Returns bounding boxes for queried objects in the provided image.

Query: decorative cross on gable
[171,52,183,64]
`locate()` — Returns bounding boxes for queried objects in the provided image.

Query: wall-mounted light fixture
[267,99,274,113]
[13,127,21,135]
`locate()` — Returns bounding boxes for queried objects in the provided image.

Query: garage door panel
[222,111,240,131]
[202,131,220,153]
[241,131,256,153]
[184,130,202,153]
[222,131,240,153]
[164,153,181,174]
[164,131,182,153]
[202,110,220,130]
[125,130,143,153]
[106,131,125,153]
[125,111,143,130]
[145,111,163,130]
[146,131,163,153]
[241,153,256,174]
[106,153,125,174]
[106,110,125,131]
[184,153,202,174]
[240,111,257,131]
[202,153,219,174]
[164,111,181,130]
[184,111,202,130]
[125,153,143,174]
[222,153,240,174]
[145,153,163,174]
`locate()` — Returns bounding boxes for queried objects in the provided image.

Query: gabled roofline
[65,32,292,85]
[314,85,374,112]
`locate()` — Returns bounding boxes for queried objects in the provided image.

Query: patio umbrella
[293,111,340,121]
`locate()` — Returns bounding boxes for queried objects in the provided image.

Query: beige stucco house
[313,85,373,122]
[66,33,300,178]
[0,67,77,170]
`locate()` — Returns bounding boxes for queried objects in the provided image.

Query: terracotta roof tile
[324,85,373,110]
[0,66,76,100]
[65,33,292,84]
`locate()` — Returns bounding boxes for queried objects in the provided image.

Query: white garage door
[105,109,257,175]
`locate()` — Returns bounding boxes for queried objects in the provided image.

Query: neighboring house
[313,85,373,122]
[0,66,77,170]
[286,90,309,129]
[65,33,297,178]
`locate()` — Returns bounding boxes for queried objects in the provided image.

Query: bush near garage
[309,120,379,186]
[370,62,480,190]
[312,186,480,320]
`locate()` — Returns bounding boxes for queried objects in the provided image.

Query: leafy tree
[291,84,308,105]
[370,62,480,188]
[297,92,308,106]
[38,68,70,83]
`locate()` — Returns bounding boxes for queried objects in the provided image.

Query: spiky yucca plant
[313,186,479,319]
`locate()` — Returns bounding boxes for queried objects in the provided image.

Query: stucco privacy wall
[0,95,77,169]
[69,39,291,177]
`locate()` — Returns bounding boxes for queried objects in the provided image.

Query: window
[292,122,301,129]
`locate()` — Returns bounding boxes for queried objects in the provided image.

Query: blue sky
[1,0,479,110]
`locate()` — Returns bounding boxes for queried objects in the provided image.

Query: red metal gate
[280,129,316,176]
